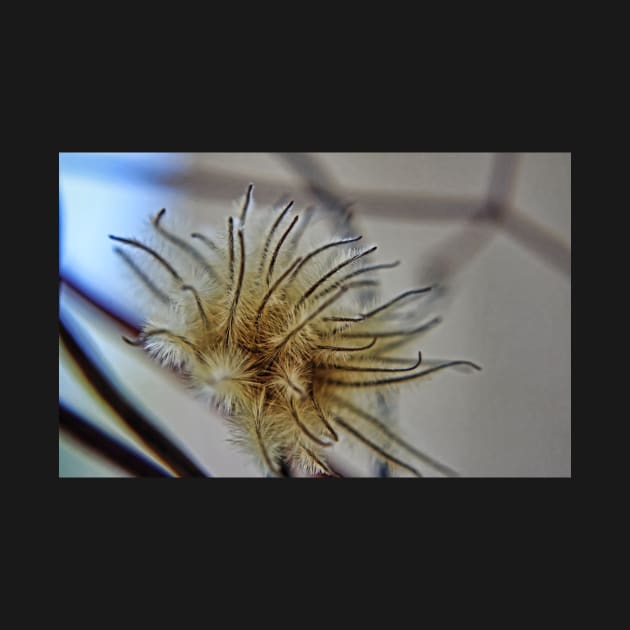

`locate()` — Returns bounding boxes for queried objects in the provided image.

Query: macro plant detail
[109,184,480,477]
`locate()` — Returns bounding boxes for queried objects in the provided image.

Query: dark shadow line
[60,275,140,335]
[59,404,173,478]
[273,153,353,223]
[501,207,571,277]
[61,156,495,222]
[487,152,521,204]
[59,316,210,477]
[421,154,524,281]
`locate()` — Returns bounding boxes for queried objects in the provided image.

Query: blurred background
[59,152,571,477]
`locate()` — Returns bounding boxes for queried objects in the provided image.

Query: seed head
[111,185,480,476]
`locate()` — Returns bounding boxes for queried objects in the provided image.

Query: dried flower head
[110,184,480,477]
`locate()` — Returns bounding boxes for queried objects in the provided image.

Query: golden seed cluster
[110,185,479,476]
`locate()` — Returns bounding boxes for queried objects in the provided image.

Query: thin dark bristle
[226,228,246,346]
[139,328,204,360]
[331,395,460,477]
[114,247,170,305]
[332,415,423,477]
[302,444,340,477]
[316,337,378,352]
[276,287,349,351]
[122,335,143,346]
[319,360,482,388]
[181,285,209,328]
[285,378,306,398]
[312,261,400,301]
[289,399,333,447]
[191,232,220,254]
[345,355,423,364]
[325,280,379,298]
[323,315,365,323]
[255,257,303,335]
[153,209,217,280]
[319,351,423,373]
[258,200,294,273]
[240,183,254,226]
[290,234,363,281]
[285,205,315,258]
[255,418,281,477]
[339,316,443,338]
[310,393,339,442]
[109,235,182,282]
[361,286,433,319]
[296,245,378,308]
[267,214,299,285]
[227,217,235,289]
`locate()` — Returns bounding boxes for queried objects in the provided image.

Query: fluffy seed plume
[111,184,480,477]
